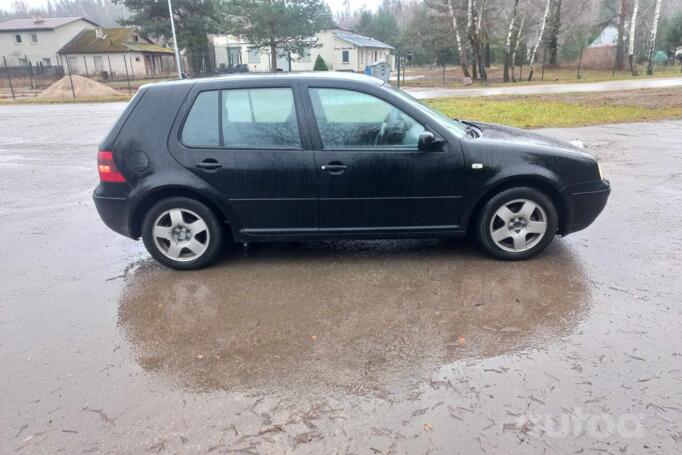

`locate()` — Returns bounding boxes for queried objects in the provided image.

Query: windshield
[386,85,469,138]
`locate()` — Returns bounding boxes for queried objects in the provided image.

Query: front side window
[30,33,38,43]
[342,50,349,63]
[182,91,220,147]
[309,88,425,150]
[14,34,22,44]
[222,88,300,148]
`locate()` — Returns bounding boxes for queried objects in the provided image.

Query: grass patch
[426,95,682,129]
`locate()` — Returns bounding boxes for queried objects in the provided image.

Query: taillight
[97,150,126,183]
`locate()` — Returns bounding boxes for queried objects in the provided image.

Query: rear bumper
[561,179,611,236]
[93,184,135,239]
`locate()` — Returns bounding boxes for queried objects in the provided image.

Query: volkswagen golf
[94,72,610,270]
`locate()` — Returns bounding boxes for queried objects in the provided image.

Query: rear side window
[222,88,301,148]
[180,87,301,149]
[181,91,219,147]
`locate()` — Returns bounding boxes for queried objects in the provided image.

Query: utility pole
[167,0,183,78]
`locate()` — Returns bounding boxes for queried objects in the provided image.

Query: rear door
[169,81,318,238]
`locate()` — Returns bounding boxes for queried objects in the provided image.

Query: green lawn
[426,97,682,129]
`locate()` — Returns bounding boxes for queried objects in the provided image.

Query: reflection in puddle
[118,240,590,394]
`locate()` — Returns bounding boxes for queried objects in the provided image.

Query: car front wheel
[477,187,558,260]
[141,197,223,270]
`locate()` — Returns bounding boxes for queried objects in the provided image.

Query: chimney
[32,15,44,24]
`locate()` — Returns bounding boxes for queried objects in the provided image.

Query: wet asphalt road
[1,104,681,454]
[405,76,682,99]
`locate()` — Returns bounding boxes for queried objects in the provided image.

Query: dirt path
[406,76,682,99]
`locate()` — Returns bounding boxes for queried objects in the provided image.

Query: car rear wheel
[476,187,558,260]
[141,197,223,270]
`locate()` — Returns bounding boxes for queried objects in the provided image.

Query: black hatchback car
[94,72,610,270]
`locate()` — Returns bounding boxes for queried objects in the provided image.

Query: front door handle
[321,163,348,175]
[195,159,222,171]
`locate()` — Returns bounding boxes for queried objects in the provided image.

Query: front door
[172,84,318,238]
[302,86,465,234]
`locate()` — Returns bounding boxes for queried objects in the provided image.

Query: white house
[58,27,176,79]
[211,28,394,73]
[0,16,97,67]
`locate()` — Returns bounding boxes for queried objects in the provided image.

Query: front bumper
[561,179,611,236]
[93,184,135,239]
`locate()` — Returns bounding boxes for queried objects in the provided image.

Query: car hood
[467,121,592,157]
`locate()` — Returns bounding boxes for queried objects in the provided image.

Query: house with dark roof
[0,16,97,67]
[211,28,394,73]
[58,27,176,79]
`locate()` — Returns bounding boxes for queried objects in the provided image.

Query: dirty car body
[93,72,610,269]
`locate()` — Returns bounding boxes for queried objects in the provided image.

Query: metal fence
[1,53,176,101]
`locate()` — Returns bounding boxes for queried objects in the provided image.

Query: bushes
[313,55,328,71]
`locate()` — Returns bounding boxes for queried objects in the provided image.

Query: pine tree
[313,55,328,71]
[233,0,334,72]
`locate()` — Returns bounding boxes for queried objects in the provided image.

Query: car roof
[145,71,386,90]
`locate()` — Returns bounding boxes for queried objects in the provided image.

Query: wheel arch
[130,186,230,239]
[466,176,568,234]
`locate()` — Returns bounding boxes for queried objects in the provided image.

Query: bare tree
[615,0,629,71]
[547,0,562,66]
[511,0,531,82]
[646,0,663,75]
[446,0,471,78]
[628,0,640,75]
[467,0,487,81]
[504,0,521,82]
[527,0,552,81]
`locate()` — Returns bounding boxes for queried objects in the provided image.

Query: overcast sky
[11,0,384,15]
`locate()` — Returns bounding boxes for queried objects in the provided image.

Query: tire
[141,197,224,270]
[476,187,558,260]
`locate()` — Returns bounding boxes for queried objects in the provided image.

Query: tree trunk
[446,0,470,78]
[646,0,663,75]
[615,0,629,72]
[269,40,278,72]
[527,0,551,81]
[547,0,561,66]
[511,0,530,82]
[467,0,487,82]
[628,0,640,75]
[503,0,520,82]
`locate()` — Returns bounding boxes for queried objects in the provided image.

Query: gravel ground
[0,103,681,454]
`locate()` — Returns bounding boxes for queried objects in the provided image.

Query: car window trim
[304,86,428,153]
[178,86,306,151]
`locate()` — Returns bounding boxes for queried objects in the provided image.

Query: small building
[582,24,626,70]
[0,16,97,67]
[58,27,176,79]
[211,28,394,73]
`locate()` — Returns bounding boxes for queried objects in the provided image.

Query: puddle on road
[118,240,591,395]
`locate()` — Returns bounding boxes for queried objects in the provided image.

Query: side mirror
[418,131,440,151]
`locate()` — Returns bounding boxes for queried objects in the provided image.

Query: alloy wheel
[152,208,210,262]
[489,198,548,253]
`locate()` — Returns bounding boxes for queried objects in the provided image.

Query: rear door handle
[321,163,348,175]
[195,159,222,171]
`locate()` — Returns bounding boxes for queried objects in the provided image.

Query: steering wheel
[374,109,402,146]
